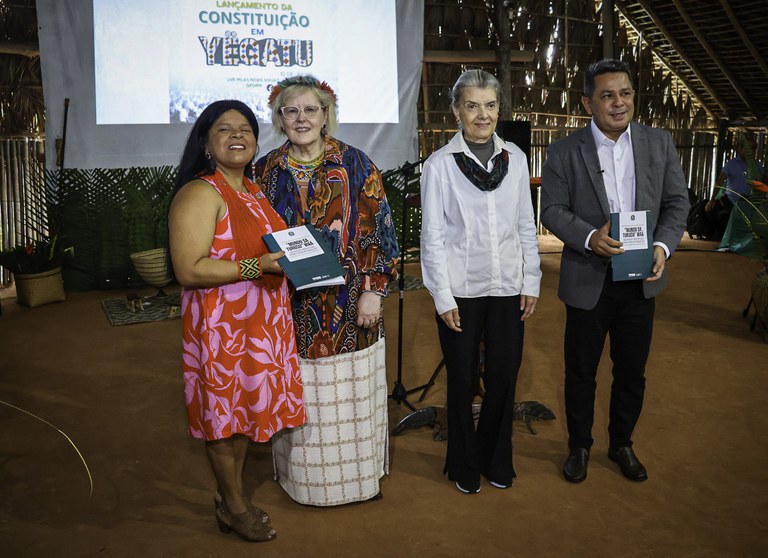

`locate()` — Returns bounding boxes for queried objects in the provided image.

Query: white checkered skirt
[272,338,389,506]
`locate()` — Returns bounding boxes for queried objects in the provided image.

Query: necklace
[288,150,324,167]
[288,151,323,186]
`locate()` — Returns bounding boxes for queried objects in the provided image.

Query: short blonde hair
[268,75,338,137]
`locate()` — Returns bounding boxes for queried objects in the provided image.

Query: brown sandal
[216,501,276,542]
[214,490,269,524]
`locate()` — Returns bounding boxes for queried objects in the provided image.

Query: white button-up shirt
[591,120,636,213]
[420,132,542,315]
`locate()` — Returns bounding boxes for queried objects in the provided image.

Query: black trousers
[436,296,524,487]
[564,275,655,451]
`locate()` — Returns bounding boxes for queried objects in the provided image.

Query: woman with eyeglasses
[168,100,306,541]
[420,69,541,494]
[253,75,399,506]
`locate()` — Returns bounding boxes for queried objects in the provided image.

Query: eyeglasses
[278,105,326,120]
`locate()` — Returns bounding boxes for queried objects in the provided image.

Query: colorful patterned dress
[182,176,306,443]
[254,138,399,505]
[256,138,400,357]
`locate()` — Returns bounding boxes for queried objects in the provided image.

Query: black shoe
[455,481,481,494]
[608,446,648,481]
[563,448,589,483]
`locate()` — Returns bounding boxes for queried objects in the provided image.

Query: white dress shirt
[420,132,542,315]
[591,121,636,213]
[586,121,670,258]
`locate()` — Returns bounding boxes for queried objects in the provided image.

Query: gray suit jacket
[540,122,690,310]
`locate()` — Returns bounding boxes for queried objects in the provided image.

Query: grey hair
[450,69,501,107]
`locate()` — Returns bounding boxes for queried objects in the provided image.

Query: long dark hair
[174,99,260,194]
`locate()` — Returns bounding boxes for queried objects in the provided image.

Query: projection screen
[36,0,423,172]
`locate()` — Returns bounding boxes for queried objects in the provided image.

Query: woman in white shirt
[420,69,542,494]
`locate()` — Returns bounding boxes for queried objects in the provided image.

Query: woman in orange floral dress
[169,100,305,542]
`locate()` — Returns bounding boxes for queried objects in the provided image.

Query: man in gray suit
[540,59,689,483]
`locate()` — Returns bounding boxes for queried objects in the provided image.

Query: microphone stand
[388,160,429,412]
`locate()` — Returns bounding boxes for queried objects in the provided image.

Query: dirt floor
[1,235,767,558]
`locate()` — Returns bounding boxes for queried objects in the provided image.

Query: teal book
[610,210,654,281]
[262,225,345,290]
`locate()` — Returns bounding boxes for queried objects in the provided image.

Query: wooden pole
[602,0,615,60]
[495,1,513,117]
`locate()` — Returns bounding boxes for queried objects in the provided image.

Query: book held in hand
[263,225,346,290]
[610,210,654,281]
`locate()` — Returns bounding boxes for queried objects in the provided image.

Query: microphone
[597,169,605,174]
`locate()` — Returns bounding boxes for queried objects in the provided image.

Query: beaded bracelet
[238,257,261,280]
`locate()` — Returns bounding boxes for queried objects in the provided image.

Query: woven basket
[15,267,66,308]
[129,248,172,288]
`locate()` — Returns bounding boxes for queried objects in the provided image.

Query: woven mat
[100,277,422,326]
[101,293,181,326]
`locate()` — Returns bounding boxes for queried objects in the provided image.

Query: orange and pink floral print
[182,187,305,442]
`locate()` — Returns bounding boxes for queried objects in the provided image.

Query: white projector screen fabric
[36,0,423,172]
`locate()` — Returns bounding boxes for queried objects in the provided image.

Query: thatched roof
[3,1,768,134]
[421,1,768,132]
[615,0,768,123]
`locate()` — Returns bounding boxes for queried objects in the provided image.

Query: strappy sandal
[216,501,276,543]
[214,489,269,524]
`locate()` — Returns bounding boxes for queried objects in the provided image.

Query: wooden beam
[0,85,43,91]
[423,50,535,64]
[718,0,768,82]
[0,43,39,57]
[421,64,431,125]
[725,118,768,129]
[670,0,756,116]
